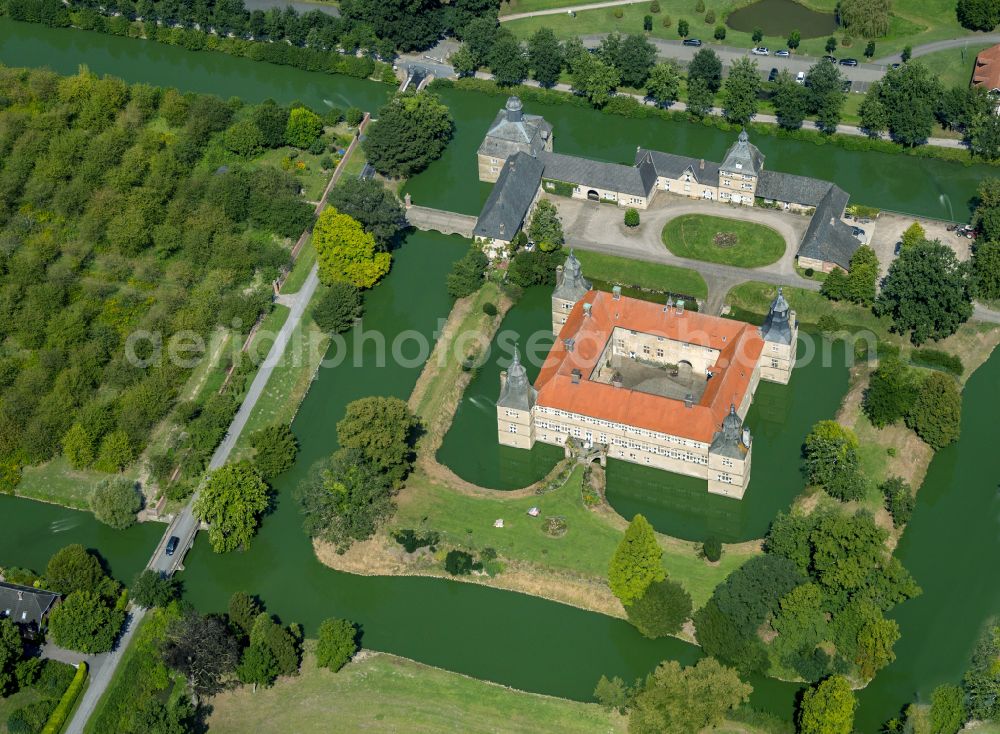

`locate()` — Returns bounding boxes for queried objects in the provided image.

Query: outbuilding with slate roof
[478,96,553,183]
[0,581,59,635]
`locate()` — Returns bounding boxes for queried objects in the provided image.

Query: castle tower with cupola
[551,250,591,335]
[757,287,798,384]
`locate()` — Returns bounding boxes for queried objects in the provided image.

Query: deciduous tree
[629,658,752,734]
[906,371,962,449]
[193,462,271,553]
[645,61,681,107]
[875,239,973,344]
[313,208,392,289]
[312,281,363,334]
[446,246,489,298]
[803,421,867,501]
[862,354,917,428]
[528,199,564,251]
[490,33,529,87]
[527,28,563,88]
[722,57,760,126]
[798,675,856,734]
[284,106,323,148]
[571,53,620,107]
[48,590,124,654]
[688,48,723,92]
[772,70,808,129]
[315,617,358,671]
[250,424,299,481]
[90,476,142,530]
[162,610,240,699]
[130,570,180,608]
[362,91,454,178]
[327,177,404,250]
[626,578,692,638]
[335,396,419,487]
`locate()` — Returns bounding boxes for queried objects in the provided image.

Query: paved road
[875,33,1000,64]
[501,0,646,22]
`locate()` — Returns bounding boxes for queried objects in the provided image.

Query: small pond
[726,0,838,38]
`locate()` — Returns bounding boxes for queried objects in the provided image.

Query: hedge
[41,662,88,734]
[910,348,964,376]
[433,78,992,168]
[541,178,575,197]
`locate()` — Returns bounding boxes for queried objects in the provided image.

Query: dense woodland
[0,66,329,492]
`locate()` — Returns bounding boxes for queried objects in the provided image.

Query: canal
[0,17,997,728]
[0,17,993,222]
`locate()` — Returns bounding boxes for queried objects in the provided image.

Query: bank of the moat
[0,18,997,728]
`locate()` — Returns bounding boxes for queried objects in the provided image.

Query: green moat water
[0,18,997,727]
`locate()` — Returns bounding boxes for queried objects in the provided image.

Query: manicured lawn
[725,280,894,334]
[0,687,46,734]
[16,457,135,511]
[396,467,754,609]
[280,242,317,294]
[208,648,625,734]
[573,250,708,299]
[913,42,991,88]
[230,299,330,461]
[662,214,785,268]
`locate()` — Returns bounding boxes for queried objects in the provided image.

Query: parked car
[683,38,703,47]
[768,68,779,82]
[165,535,180,556]
[890,62,901,69]
[839,58,859,66]
[796,71,805,84]
[852,226,866,240]
[751,47,770,55]
[894,241,902,256]
[775,49,790,57]
[822,55,837,63]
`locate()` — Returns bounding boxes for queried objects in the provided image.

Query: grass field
[573,249,708,299]
[662,214,786,268]
[913,42,991,88]
[207,648,625,734]
[14,457,134,511]
[0,687,46,734]
[396,467,754,609]
[725,280,893,333]
[503,0,972,62]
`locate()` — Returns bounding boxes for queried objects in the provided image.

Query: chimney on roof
[665,296,674,315]
[612,285,621,300]
[555,265,564,288]
[700,158,705,170]
[499,223,505,236]
[583,302,592,317]
[499,369,508,392]
[684,393,694,408]
[563,338,575,352]
[571,368,582,384]
[676,299,685,316]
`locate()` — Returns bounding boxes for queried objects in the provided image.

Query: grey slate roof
[760,287,794,345]
[478,97,552,161]
[553,249,592,302]
[756,170,834,207]
[0,582,58,629]
[497,348,538,411]
[473,152,544,241]
[720,130,765,176]
[539,152,654,198]
[797,185,859,270]
[709,405,749,459]
[636,148,721,187]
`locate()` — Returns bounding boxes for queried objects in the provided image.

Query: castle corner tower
[497,347,538,449]
[758,287,797,384]
[551,250,591,335]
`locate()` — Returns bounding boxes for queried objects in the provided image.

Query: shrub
[39,662,87,734]
[312,281,363,334]
[315,618,358,672]
[906,371,962,449]
[444,550,475,575]
[644,14,653,31]
[90,477,142,530]
[714,25,726,40]
[7,700,57,734]
[817,313,842,333]
[662,14,672,26]
[250,424,299,481]
[702,536,722,562]
[705,9,715,23]
[345,106,364,127]
[881,477,915,528]
[695,0,705,10]
[909,348,963,376]
[649,0,660,10]
[626,579,693,638]
[624,208,640,227]
[482,302,498,316]
[804,267,815,277]
[392,529,439,553]
[614,7,624,18]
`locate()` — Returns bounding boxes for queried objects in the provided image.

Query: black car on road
[839,58,859,66]
[682,38,703,47]
[165,535,180,556]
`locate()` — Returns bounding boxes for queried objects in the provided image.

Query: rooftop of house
[720,130,765,177]
[540,151,657,198]
[797,185,860,270]
[973,44,1000,92]
[472,152,545,241]
[637,148,722,188]
[478,96,553,160]
[0,581,59,629]
[533,289,764,443]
